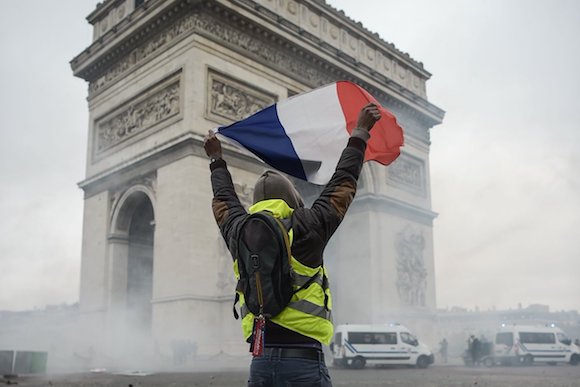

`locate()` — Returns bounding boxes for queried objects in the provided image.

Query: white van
[330,323,434,369]
[491,324,580,366]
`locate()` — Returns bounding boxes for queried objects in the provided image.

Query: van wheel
[570,354,579,366]
[522,355,534,366]
[416,355,430,369]
[483,357,495,368]
[351,356,366,369]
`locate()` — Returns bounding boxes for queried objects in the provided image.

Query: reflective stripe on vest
[293,271,325,288]
[287,299,332,320]
[240,299,332,332]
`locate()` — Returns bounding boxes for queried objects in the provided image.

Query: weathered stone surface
[72,0,444,358]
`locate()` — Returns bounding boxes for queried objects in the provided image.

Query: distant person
[466,335,474,366]
[479,334,492,359]
[439,338,448,363]
[171,340,188,365]
[204,103,382,386]
[471,336,481,366]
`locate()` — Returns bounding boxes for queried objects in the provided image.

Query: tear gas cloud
[2,0,580,376]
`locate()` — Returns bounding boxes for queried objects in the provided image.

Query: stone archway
[109,186,155,335]
[126,196,154,331]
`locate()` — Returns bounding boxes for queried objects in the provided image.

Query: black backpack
[233,211,294,319]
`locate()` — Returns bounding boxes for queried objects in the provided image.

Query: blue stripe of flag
[218,105,307,180]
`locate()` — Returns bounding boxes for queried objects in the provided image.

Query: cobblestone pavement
[4,364,580,387]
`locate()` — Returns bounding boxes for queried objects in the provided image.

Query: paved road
[5,364,580,387]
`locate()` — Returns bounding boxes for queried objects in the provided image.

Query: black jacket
[210,136,366,268]
[209,136,367,344]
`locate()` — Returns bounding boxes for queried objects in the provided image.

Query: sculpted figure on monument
[96,82,180,153]
[395,225,428,306]
[211,80,271,122]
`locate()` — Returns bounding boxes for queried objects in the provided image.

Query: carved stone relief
[88,11,335,98]
[207,70,277,124]
[93,0,129,40]
[287,1,298,15]
[93,72,181,158]
[194,13,335,88]
[89,14,197,96]
[387,153,426,196]
[258,0,428,96]
[395,225,427,307]
[84,5,435,128]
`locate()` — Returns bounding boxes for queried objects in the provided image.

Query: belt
[262,347,324,361]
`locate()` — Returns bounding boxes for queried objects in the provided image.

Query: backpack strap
[233,292,240,320]
[292,271,320,294]
[237,270,331,321]
[232,279,246,320]
[277,215,330,311]
[286,256,332,322]
[271,215,292,268]
[322,267,330,311]
[272,215,323,298]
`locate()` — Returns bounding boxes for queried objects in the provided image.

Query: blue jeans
[248,351,333,386]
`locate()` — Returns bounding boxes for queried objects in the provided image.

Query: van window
[374,333,397,344]
[519,332,556,344]
[348,332,396,344]
[557,332,572,345]
[335,332,342,344]
[348,332,372,344]
[400,332,419,346]
[496,332,513,346]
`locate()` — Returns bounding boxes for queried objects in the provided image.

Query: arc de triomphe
[71,0,444,357]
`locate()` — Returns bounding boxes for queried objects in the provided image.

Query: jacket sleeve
[291,136,366,267]
[210,159,248,259]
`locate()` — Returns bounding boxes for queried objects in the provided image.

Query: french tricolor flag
[215,81,404,185]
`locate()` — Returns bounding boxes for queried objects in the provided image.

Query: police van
[491,324,580,366]
[330,323,434,369]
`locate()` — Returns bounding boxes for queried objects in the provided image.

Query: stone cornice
[71,0,444,127]
[316,0,426,71]
[80,0,428,76]
[78,131,264,196]
[78,132,203,196]
[352,192,438,226]
[216,0,444,126]
[253,0,429,76]
[71,0,194,82]
[86,0,123,24]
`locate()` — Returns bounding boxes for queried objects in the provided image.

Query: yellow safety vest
[233,199,334,345]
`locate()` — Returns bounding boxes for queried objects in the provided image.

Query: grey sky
[0,0,579,312]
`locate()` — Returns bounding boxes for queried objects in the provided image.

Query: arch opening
[124,193,155,333]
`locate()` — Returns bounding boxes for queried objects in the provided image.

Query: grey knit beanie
[253,170,304,209]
